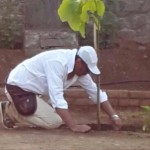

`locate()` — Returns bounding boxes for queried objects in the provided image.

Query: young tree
[58,0,106,129]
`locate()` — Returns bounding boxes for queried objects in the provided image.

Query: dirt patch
[0,128,149,150]
[0,108,150,150]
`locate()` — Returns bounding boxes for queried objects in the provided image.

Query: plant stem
[94,23,101,130]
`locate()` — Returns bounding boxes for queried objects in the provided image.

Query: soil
[0,108,150,150]
[0,47,150,150]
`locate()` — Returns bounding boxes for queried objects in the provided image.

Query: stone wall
[80,0,150,50]
[115,0,150,50]
[1,87,150,108]
[65,88,150,108]
[0,0,78,53]
[0,0,24,49]
[1,0,150,51]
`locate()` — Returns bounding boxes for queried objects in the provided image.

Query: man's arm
[56,108,91,133]
[77,75,122,130]
[101,101,122,130]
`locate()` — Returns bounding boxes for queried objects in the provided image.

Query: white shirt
[7,49,108,109]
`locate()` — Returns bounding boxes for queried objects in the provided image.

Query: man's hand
[70,124,91,133]
[111,115,122,131]
[101,101,122,131]
[56,108,91,133]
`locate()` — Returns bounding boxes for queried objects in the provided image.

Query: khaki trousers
[5,89,63,129]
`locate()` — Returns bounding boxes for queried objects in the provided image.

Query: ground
[0,128,150,150]
[0,108,150,150]
[0,47,150,150]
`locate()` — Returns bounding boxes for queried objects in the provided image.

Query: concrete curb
[1,87,150,107]
[64,88,150,107]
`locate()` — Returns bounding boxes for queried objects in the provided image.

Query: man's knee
[45,116,63,129]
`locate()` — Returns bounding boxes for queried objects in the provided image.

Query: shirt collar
[67,49,78,74]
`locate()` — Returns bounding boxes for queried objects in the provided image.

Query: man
[0,46,122,132]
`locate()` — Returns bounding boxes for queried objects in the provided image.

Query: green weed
[141,106,150,132]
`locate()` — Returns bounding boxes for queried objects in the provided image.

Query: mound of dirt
[99,44,150,90]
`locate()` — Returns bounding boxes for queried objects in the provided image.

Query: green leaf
[78,21,85,37]
[80,1,96,22]
[96,0,105,16]
[58,0,82,30]
[58,0,105,37]
[58,0,81,22]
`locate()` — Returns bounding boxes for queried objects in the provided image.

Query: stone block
[140,99,150,106]
[40,31,78,49]
[118,99,130,107]
[67,98,94,106]
[24,30,78,56]
[65,88,88,99]
[129,99,140,107]
[129,91,150,99]
[107,90,129,98]
[109,98,119,107]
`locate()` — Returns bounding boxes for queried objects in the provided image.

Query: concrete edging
[1,87,150,107]
[64,88,150,107]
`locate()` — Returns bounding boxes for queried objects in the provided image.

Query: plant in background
[0,0,23,49]
[141,106,150,132]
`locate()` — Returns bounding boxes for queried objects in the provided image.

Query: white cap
[77,46,100,75]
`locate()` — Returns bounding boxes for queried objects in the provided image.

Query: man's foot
[0,101,16,129]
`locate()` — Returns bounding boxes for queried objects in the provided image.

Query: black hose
[101,80,150,85]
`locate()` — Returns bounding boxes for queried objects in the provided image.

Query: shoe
[0,101,16,129]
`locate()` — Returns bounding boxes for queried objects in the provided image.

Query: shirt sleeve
[44,60,68,109]
[77,74,108,103]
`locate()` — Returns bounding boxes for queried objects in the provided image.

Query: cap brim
[88,65,100,75]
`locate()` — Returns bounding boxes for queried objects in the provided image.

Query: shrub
[0,0,23,49]
[99,0,120,49]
